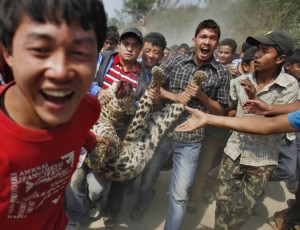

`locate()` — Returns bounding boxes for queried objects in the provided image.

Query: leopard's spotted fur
[86,67,207,181]
[86,80,136,168]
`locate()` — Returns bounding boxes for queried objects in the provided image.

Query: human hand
[97,89,111,105]
[229,65,239,79]
[148,87,161,105]
[175,106,207,132]
[240,78,257,99]
[185,82,202,99]
[242,99,271,115]
[175,91,192,105]
[95,135,111,157]
[95,135,110,148]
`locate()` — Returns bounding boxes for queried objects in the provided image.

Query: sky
[102,0,124,18]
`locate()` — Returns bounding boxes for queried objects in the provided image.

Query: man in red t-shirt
[0,0,108,229]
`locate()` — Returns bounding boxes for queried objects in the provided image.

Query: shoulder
[161,54,185,66]
[76,94,100,124]
[277,72,299,88]
[100,50,117,58]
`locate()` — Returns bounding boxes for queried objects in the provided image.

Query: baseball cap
[120,27,143,45]
[246,30,294,56]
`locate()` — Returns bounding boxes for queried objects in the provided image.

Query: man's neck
[256,68,281,91]
[120,60,136,72]
[256,68,281,82]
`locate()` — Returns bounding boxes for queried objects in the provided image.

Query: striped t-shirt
[101,53,139,91]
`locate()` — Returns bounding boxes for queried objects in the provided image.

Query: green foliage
[123,0,156,14]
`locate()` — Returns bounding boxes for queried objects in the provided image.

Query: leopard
[88,80,136,164]
[86,66,208,181]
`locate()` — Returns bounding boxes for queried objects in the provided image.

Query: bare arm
[160,87,192,105]
[175,106,298,135]
[243,100,300,116]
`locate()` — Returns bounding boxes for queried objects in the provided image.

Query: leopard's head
[100,80,136,124]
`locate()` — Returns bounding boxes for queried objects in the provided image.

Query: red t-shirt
[0,83,100,229]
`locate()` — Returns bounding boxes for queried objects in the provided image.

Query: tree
[123,0,155,19]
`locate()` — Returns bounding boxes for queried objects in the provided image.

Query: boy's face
[192,28,219,66]
[217,45,234,65]
[103,39,118,51]
[286,63,300,80]
[253,43,285,72]
[4,16,98,129]
[142,41,164,69]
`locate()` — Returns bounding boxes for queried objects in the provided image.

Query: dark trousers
[287,182,300,226]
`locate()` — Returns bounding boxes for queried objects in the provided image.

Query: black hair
[170,44,179,52]
[143,32,167,50]
[293,48,300,55]
[241,42,254,53]
[0,0,107,52]
[285,53,300,65]
[194,19,221,40]
[242,47,256,65]
[106,26,119,44]
[178,43,190,52]
[219,38,238,54]
[107,25,118,32]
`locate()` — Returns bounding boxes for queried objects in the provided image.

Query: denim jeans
[270,136,297,181]
[133,135,174,211]
[189,131,227,202]
[65,162,108,223]
[164,141,202,230]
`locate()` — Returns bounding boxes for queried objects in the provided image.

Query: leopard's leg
[143,103,185,159]
[124,91,152,142]
[124,66,164,142]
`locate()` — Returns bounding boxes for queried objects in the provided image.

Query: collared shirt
[225,71,299,166]
[160,54,231,143]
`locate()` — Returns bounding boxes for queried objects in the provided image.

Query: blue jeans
[133,135,174,211]
[65,162,108,223]
[164,141,202,230]
[270,136,297,181]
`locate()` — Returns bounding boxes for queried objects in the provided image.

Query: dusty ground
[81,170,294,230]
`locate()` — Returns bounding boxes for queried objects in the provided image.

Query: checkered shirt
[225,71,299,166]
[160,54,230,143]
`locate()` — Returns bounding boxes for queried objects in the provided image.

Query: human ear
[242,63,248,73]
[276,55,286,65]
[1,45,13,68]
[192,37,196,46]
[285,63,291,71]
